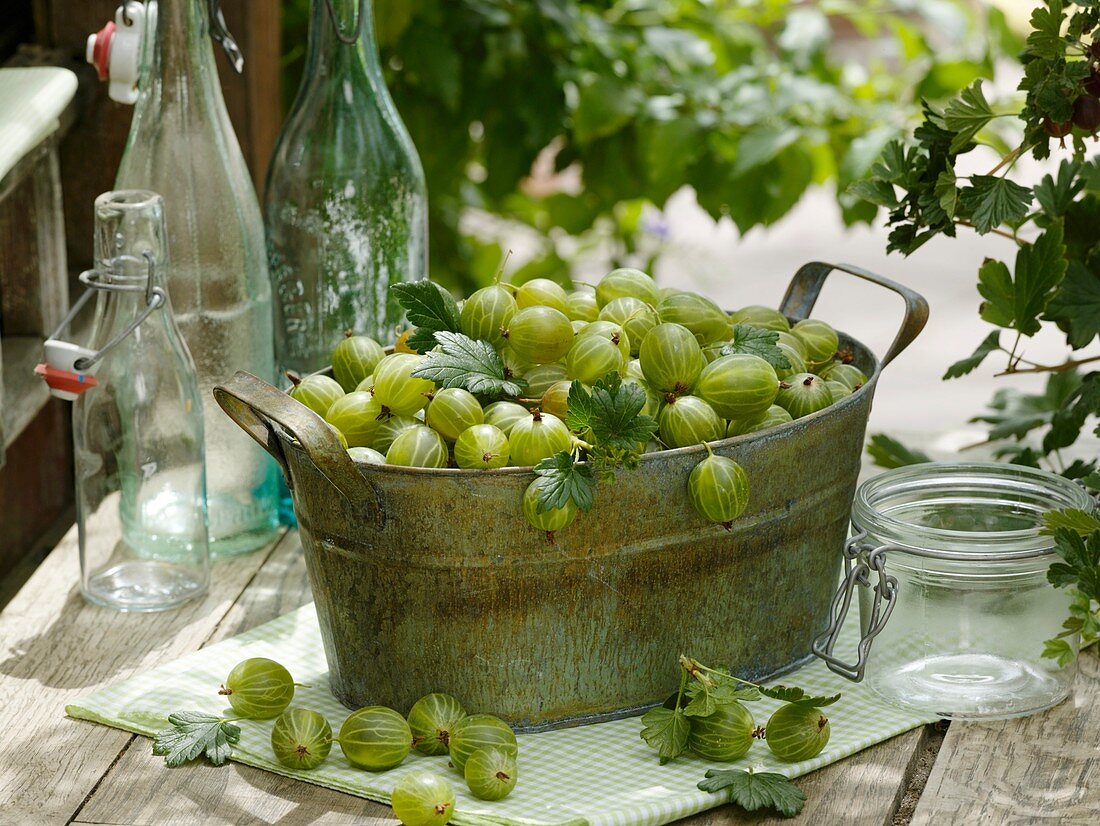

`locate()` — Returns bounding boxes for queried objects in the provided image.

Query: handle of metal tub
[811,533,899,682]
[213,371,381,525]
[779,262,929,370]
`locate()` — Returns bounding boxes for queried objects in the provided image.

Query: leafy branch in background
[282,0,1016,293]
[853,1,1100,662]
[854,0,1100,483]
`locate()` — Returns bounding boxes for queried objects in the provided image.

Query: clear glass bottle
[116,0,279,555]
[75,190,209,611]
[264,0,428,381]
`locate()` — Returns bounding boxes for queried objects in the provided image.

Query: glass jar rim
[851,461,1094,558]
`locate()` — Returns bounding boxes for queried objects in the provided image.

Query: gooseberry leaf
[960,175,1033,235]
[153,711,241,768]
[533,452,595,513]
[683,680,756,716]
[943,331,1002,380]
[1025,0,1067,59]
[866,434,931,469]
[1033,160,1084,217]
[566,374,658,452]
[722,325,792,371]
[639,706,690,764]
[977,221,1066,336]
[759,685,841,708]
[391,281,463,353]
[1047,529,1100,601]
[1044,260,1100,349]
[410,332,526,397]
[943,80,995,154]
[697,769,806,817]
[1042,637,1077,667]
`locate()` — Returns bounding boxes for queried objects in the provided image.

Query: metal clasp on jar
[811,531,900,682]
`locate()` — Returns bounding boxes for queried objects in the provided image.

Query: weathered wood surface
[2,522,1097,825]
[0,525,290,825]
[911,652,1100,825]
[2,336,52,450]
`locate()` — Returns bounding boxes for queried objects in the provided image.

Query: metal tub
[214,263,927,730]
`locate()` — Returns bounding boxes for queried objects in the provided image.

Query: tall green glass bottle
[264,0,428,381]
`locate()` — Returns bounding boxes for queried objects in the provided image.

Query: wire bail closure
[48,251,167,371]
[811,531,899,682]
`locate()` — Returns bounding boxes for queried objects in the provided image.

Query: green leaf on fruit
[533,452,595,513]
[639,706,690,765]
[960,175,1033,235]
[410,332,526,397]
[391,281,463,353]
[722,325,791,371]
[566,374,658,452]
[943,80,996,153]
[977,221,1066,336]
[683,679,758,717]
[943,331,1001,380]
[866,434,931,469]
[760,685,841,708]
[153,711,240,768]
[697,769,806,817]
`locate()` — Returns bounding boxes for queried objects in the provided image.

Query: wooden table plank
[0,524,289,824]
[687,726,938,826]
[911,651,1100,824]
[73,530,398,825]
[74,530,935,826]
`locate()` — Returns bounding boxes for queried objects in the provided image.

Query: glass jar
[814,462,1095,719]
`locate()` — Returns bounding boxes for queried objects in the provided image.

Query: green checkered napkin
[67,603,933,826]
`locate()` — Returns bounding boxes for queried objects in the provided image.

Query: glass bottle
[264,0,428,381]
[75,190,209,611]
[115,0,279,555]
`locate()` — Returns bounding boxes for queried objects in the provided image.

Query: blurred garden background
[272,0,1085,456]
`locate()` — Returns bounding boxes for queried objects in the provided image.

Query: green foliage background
[281,0,1015,294]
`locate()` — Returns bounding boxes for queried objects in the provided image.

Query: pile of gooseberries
[214,659,519,822]
[335,692,520,818]
[285,268,865,540]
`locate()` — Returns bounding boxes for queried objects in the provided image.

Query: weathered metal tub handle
[213,371,380,521]
[811,533,899,681]
[779,262,930,370]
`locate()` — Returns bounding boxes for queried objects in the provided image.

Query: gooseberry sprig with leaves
[639,655,841,817]
[853,0,1100,662]
[532,374,659,516]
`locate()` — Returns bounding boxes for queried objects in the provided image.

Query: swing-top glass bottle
[115,0,279,555]
[75,190,209,611]
[264,0,428,380]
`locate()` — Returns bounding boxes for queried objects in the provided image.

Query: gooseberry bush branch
[853,0,1100,662]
